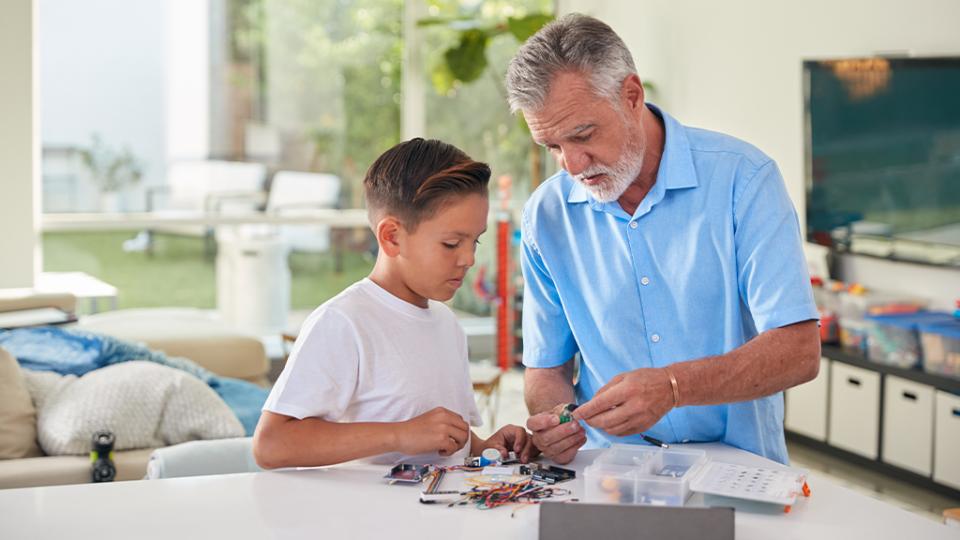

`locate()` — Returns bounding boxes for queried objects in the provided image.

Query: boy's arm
[253,407,469,469]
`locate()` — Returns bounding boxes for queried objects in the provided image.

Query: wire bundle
[450,477,571,511]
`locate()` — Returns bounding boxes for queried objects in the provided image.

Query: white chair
[143,160,268,255]
[145,437,262,479]
[267,171,341,253]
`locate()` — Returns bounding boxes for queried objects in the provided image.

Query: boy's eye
[443,242,459,249]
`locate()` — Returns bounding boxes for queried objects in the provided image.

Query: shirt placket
[624,212,683,443]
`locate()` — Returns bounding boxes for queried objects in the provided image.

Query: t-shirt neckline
[360,278,435,321]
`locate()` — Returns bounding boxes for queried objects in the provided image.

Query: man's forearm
[524,359,577,415]
[670,320,820,407]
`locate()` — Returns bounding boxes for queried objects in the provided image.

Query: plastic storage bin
[594,445,657,467]
[633,448,707,506]
[839,317,870,355]
[865,312,954,369]
[583,463,643,504]
[838,287,926,320]
[919,321,960,379]
[584,446,706,506]
[812,280,843,343]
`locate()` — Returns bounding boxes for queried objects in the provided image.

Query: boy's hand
[480,425,539,463]
[396,407,469,456]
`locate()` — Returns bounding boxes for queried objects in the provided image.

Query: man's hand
[526,410,587,465]
[395,407,469,456]
[573,368,673,436]
[478,425,539,463]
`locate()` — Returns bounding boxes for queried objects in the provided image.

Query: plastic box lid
[917,319,960,340]
[865,311,954,330]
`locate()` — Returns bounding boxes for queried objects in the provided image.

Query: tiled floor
[476,366,960,524]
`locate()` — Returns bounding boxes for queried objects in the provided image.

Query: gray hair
[505,13,637,114]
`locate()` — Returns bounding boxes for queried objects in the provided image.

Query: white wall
[166,1,211,162]
[38,0,211,212]
[0,0,39,288]
[562,0,960,308]
[40,0,168,210]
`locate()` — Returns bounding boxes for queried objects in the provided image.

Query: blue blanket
[0,326,268,436]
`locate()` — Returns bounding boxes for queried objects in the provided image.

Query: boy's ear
[376,216,403,257]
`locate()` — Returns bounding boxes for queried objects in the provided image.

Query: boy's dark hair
[364,138,491,230]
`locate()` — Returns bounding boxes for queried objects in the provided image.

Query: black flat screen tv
[804,57,960,266]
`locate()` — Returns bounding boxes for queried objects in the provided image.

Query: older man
[506,14,820,465]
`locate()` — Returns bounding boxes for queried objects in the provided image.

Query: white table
[0,444,954,539]
[36,271,119,313]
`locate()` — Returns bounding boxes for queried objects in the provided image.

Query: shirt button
[629,221,638,229]
[651,334,661,343]
[641,276,650,286]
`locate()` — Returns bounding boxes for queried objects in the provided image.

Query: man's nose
[562,147,590,176]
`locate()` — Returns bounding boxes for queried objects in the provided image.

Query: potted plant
[79,134,145,213]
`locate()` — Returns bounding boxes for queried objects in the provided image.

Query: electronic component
[656,465,692,478]
[384,463,430,484]
[482,448,502,465]
[557,403,579,424]
[531,464,576,484]
[501,451,521,465]
[463,449,518,468]
[419,468,461,504]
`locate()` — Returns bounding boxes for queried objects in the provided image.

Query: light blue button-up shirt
[520,104,819,464]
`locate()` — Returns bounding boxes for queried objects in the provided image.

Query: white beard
[574,138,645,203]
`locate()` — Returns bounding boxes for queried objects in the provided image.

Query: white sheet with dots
[689,462,808,506]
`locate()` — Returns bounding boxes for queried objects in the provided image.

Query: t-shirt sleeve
[262,307,360,420]
[520,208,578,368]
[734,160,820,334]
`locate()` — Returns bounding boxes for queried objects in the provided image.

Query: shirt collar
[566,103,699,205]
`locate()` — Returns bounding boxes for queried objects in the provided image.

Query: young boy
[253,138,535,468]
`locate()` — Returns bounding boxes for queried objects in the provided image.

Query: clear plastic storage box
[865,312,954,369]
[919,320,960,379]
[584,446,706,506]
[839,317,871,355]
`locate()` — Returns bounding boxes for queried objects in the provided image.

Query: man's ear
[376,216,404,257]
[620,73,645,113]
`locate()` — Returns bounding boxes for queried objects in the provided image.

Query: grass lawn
[42,231,374,313]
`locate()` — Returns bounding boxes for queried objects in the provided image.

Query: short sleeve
[734,160,820,333]
[520,209,578,368]
[262,307,360,420]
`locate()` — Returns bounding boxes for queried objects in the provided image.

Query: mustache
[574,167,614,181]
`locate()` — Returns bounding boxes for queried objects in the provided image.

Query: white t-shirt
[263,278,482,464]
